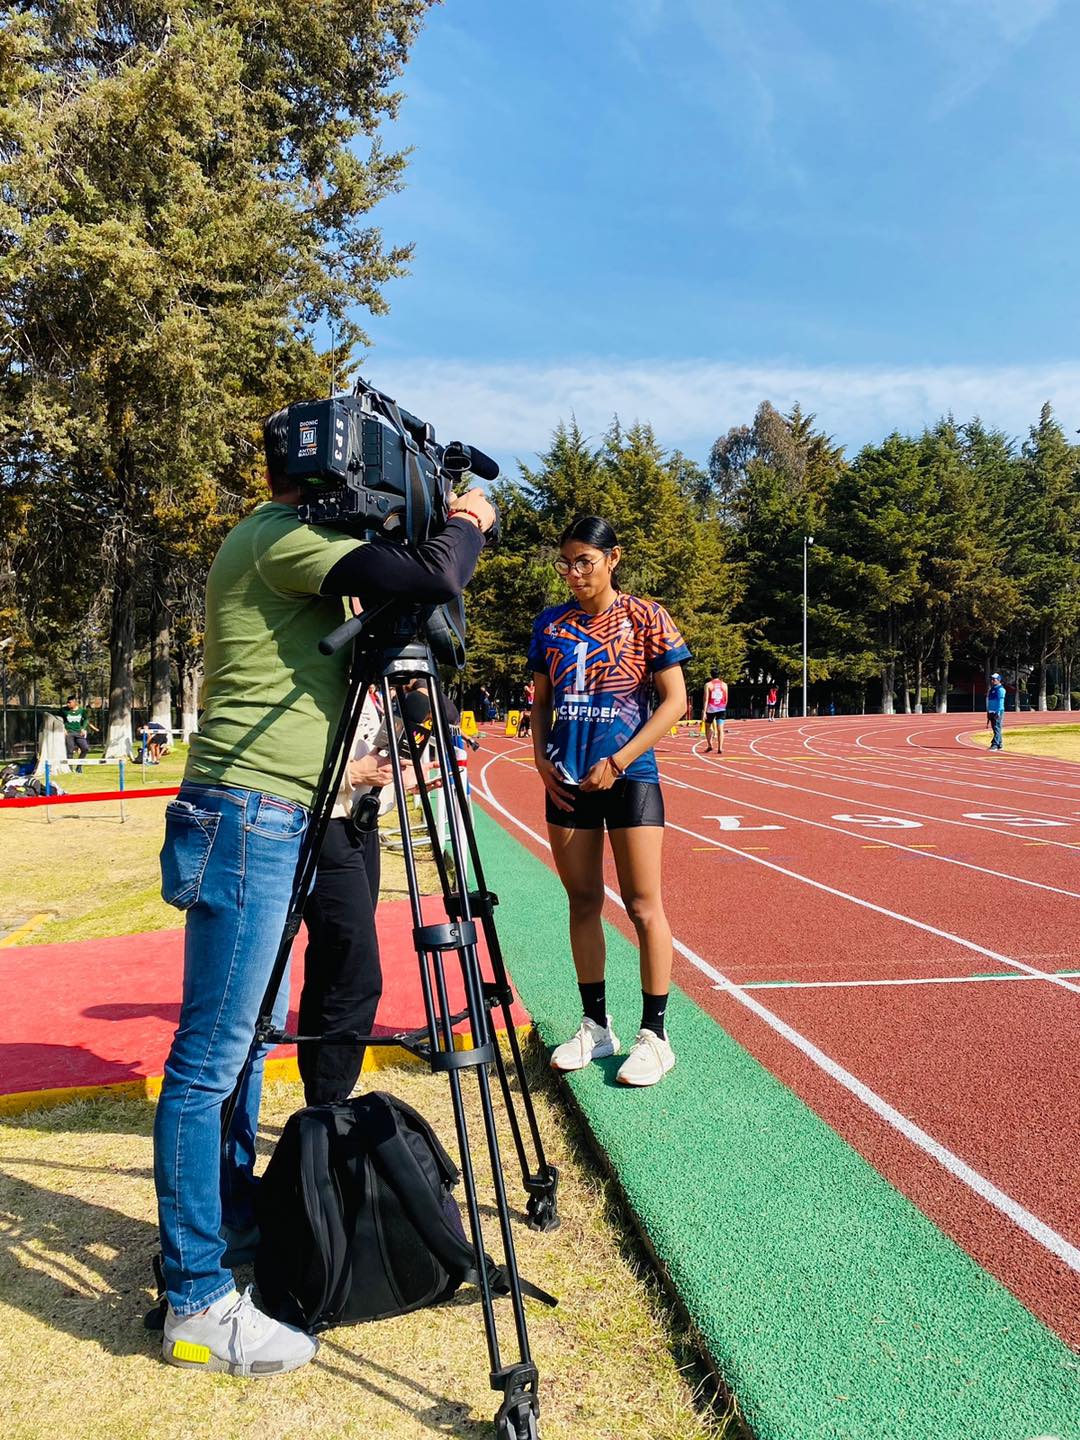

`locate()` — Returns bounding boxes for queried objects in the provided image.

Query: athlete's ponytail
[559,516,621,589]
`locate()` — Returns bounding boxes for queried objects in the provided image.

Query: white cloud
[896,0,1062,114]
[360,356,1080,468]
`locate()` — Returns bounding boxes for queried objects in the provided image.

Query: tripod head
[320,597,466,670]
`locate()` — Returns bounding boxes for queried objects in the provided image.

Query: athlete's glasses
[553,552,609,577]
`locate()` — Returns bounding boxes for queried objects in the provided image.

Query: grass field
[0,745,732,1439]
[0,745,436,947]
[968,721,1080,759]
[0,1065,731,1440]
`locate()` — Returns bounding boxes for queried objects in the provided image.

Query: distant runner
[517,678,535,738]
[702,672,728,754]
[766,684,778,721]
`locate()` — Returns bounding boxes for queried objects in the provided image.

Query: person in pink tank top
[702,671,728,754]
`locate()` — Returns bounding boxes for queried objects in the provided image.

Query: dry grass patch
[0,744,436,946]
[968,722,1080,761]
[0,1056,733,1440]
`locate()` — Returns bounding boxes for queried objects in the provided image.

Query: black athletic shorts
[545,780,665,831]
[705,709,726,723]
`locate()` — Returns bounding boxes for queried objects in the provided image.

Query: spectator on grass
[62,696,95,767]
[137,720,171,764]
[152,407,495,1379]
[986,671,1006,751]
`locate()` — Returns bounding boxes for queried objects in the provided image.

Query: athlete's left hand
[579,757,619,792]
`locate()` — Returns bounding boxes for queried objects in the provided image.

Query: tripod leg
[386,663,543,1434]
[438,724,560,1230]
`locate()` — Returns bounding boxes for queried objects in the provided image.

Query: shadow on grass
[0,1167,161,1361]
[317,1338,496,1437]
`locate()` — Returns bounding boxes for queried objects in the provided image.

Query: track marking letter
[962,812,1067,827]
[705,814,784,832]
[831,813,922,829]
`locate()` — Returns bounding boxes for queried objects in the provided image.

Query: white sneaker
[550,1015,620,1072]
[163,1286,318,1377]
[616,1029,676,1087]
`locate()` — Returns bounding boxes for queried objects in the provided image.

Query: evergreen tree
[1010,405,1080,709]
[711,402,843,712]
[0,0,433,748]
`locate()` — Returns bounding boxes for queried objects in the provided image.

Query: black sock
[640,990,668,1039]
[578,981,607,1028]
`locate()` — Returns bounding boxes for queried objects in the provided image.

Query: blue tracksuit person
[986,673,1006,751]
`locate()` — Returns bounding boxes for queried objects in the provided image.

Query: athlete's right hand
[536,756,576,812]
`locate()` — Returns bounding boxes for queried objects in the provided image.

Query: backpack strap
[364,1097,477,1279]
[298,1110,352,1323]
[373,1091,459,1187]
[366,1095,558,1309]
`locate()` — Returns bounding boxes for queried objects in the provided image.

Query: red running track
[474,713,1080,1348]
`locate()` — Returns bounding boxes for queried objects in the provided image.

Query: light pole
[802,535,814,718]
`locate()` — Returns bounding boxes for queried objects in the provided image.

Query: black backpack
[255,1091,554,1332]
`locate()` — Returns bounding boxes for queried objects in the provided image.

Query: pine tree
[1011,405,1080,709]
[0,0,433,748]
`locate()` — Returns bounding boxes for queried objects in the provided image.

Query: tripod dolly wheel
[496,1404,539,1440]
[525,1165,560,1232]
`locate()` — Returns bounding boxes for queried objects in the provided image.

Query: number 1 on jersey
[573,639,588,695]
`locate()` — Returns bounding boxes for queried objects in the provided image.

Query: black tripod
[245,600,559,1440]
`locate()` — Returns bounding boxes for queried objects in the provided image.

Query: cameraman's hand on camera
[536,756,576,812]
[449,488,496,534]
[349,755,394,789]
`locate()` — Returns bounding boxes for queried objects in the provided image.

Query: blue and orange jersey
[527,593,691,784]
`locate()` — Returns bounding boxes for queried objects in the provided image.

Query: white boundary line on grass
[475,748,1080,1277]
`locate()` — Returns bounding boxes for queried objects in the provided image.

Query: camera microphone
[443,441,500,483]
[350,689,432,832]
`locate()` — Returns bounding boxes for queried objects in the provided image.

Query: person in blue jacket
[986,671,1006,751]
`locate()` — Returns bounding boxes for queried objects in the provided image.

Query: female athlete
[527,517,690,1086]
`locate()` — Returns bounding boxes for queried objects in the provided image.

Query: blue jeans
[989,711,1003,749]
[153,782,308,1315]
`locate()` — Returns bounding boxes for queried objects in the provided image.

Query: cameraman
[153,409,494,1377]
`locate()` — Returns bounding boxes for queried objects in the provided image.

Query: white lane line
[474,750,1080,1276]
[740,736,1080,850]
[824,724,1080,801]
[661,796,1080,996]
[669,756,1080,904]
[804,736,1080,813]
[741,971,1080,991]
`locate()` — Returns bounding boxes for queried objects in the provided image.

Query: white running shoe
[616,1029,676,1087]
[550,1015,620,1072]
[163,1286,318,1377]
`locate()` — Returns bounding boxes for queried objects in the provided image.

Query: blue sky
[357,0,1080,473]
